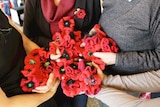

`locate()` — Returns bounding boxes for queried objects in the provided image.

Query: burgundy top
[41,0,75,35]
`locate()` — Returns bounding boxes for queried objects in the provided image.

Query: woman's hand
[50,46,61,61]
[93,52,116,65]
[32,73,60,93]
[92,62,105,81]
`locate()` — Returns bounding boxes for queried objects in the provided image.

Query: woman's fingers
[50,79,60,92]
[50,48,61,60]
[50,54,61,60]
[92,62,104,80]
[93,52,104,59]
[80,42,85,47]
[32,86,50,93]
[93,52,116,65]
[32,73,59,93]
[46,73,55,86]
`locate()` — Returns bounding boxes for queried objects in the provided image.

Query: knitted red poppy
[75,9,86,19]
[61,78,83,97]
[20,77,40,92]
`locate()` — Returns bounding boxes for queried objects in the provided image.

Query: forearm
[103,70,160,92]
[0,88,55,107]
[3,73,60,107]
[20,33,40,54]
[115,50,160,74]
[94,87,160,107]
[9,92,54,107]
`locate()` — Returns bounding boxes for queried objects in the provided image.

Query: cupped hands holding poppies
[20,16,119,97]
[32,73,60,94]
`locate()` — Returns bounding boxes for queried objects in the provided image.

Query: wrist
[102,75,108,85]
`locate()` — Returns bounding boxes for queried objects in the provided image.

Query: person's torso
[0,10,26,97]
[99,0,159,51]
[26,0,101,47]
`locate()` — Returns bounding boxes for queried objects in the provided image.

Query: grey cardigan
[99,0,160,75]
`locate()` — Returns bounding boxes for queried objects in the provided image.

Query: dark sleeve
[0,10,9,28]
[23,0,51,47]
[111,3,160,75]
[23,0,35,38]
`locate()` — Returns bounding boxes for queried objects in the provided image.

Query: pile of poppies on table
[20,16,119,97]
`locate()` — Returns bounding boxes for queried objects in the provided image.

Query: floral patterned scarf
[41,0,75,35]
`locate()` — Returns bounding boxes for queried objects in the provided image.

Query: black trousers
[151,92,160,98]
[38,85,87,107]
[38,95,57,107]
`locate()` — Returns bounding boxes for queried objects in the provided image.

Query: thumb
[53,79,60,88]
[50,79,60,92]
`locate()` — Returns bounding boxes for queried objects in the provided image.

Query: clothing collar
[41,0,75,35]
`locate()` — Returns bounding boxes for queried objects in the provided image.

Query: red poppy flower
[39,43,57,59]
[39,60,52,74]
[53,59,72,80]
[100,37,119,52]
[24,53,41,68]
[63,34,75,49]
[75,9,86,19]
[79,67,94,83]
[53,65,65,80]
[29,68,49,86]
[83,74,101,95]
[82,50,95,61]
[35,69,49,86]
[83,28,107,52]
[92,24,106,37]
[65,63,82,80]
[38,57,57,74]
[100,38,112,52]
[21,65,37,77]
[73,41,84,55]
[61,78,83,97]
[83,39,97,52]
[49,42,57,53]
[78,65,101,95]
[71,31,82,42]
[20,77,39,92]
[29,48,40,56]
[108,38,119,52]
[45,60,57,73]
[38,48,50,59]
[52,32,65,46]
[83,36,101,52]
[56,58,73,67]
[58,16,75,32]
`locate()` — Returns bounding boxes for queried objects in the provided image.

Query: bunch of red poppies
[20,16,119,97]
